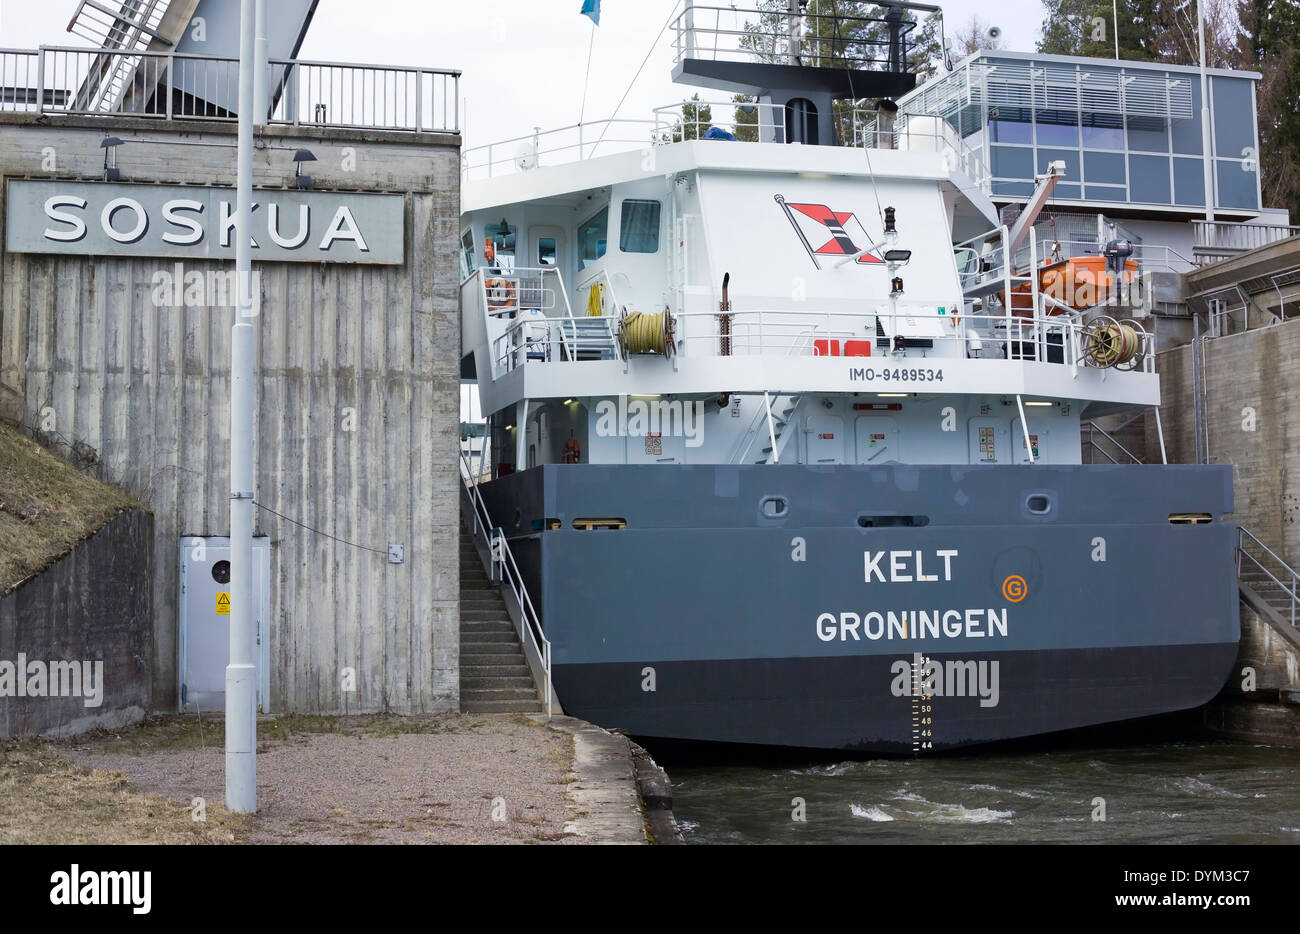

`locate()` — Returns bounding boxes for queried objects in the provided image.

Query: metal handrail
[3,45,459,132]
[1029,236,1197,274]
[1194,220,1300,255]
[1237,527,1300,628]
[459,449,552,718]
[671,3,928,70]
[482,303,1154,373]
[1082,421,1143,464]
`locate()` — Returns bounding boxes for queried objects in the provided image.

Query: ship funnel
[875,100,899,149]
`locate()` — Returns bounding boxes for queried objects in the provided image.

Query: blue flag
[580,0,600,25]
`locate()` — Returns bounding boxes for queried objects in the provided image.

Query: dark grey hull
[481,463,1241,752]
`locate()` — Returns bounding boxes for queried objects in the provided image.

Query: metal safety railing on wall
[1237,527,1300,629]
[458,450,552,719]
[0,46,460,133]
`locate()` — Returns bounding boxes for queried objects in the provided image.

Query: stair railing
[1081,420,1143,464]
[459,450,552,717]
[1237,526,1299,628]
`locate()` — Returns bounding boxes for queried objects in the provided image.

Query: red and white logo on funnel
[776,194,884,269]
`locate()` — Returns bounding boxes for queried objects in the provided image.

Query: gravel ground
[64,714,580,844]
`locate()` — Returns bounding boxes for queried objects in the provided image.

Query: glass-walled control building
[897,51,1263,219]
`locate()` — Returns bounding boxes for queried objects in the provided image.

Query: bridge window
[578,206,608,269]
[619,200,661,254]
[484,220,515,271]
[537,236,557,266]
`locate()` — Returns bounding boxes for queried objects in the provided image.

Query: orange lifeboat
[1004,255,1138,316]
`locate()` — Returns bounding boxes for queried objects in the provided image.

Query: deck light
[292,148,317,189]
[100,137,124,181]
[884,249,911,264]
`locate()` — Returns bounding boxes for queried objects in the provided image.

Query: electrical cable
[253,500,390,556]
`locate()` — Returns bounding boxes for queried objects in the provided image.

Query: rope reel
[619,309,674,356]
[1084,316,1146,369]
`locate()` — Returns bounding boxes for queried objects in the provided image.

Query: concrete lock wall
[0,116,462,714]
[1149,315,1300,563]
[0,509,153,737]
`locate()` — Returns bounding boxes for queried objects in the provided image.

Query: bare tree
[953,15,1005,56]
[1149,0,1239,66]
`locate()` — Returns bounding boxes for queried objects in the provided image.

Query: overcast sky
[2,0,1047,149]
[1,0,1047,421]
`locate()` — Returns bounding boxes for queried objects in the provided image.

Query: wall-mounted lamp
[292,148,318,189]
[100,137,124,181]
[884,249,911,265]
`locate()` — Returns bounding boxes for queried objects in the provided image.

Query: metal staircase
[730,392,801,464]
[458,451,553,717]
[557,316,620,361]
[1080,418,1144,464]
[459,530,544,713]
[757,393,801,464]
[66,0,176,113]
[1237,527,1300,629]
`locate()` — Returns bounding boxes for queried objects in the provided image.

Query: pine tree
[1038,0,1159,60]
[1236,0,1300,219]
[733,93,760,142]
[664,94,714,143]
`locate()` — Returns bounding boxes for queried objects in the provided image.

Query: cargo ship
[457,1,1251,751]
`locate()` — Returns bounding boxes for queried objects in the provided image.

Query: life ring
[485,277,517,311]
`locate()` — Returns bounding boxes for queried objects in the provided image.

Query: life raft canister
[485,277,517,310]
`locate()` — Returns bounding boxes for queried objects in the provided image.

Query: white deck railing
[1193,220,1300,264]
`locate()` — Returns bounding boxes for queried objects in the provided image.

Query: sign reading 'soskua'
[4,180,404,264]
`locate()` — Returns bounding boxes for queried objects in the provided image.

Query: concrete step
[460,630,519,645]
[459,595,505,606]
[458,650,526,665]
[461,687,540,702]
[460,619,514,632]
[461,607,514,622]
[461,664,531,678]
[462,699,544,714]
[463,675,536,690]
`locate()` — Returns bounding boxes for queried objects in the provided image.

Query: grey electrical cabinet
[178,537,271,713]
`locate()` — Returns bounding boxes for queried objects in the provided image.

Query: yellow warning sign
[216,593,231,615]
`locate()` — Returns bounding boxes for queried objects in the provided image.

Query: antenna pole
[787,0,802,64]
[226,0,258,815]
[1197,0,1215,225]
[254,0,267,125]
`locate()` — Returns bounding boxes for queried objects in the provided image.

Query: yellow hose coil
[621,310,669,355]
[1088,322,1140,368]
[586,282,605,317]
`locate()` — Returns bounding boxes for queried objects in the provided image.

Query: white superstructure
[458,3,1172,476]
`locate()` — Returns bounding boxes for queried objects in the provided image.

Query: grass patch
[0,423,138,594]
[0,739,251,844]
[73,711,536,755]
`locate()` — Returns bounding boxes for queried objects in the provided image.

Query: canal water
[655,737,1300,844]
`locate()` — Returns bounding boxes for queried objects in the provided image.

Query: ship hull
[479,463,1240,752]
